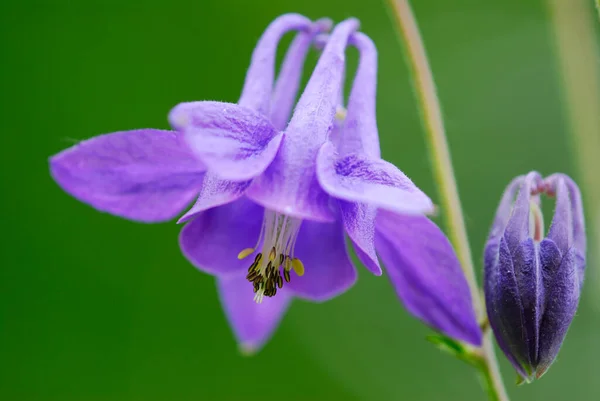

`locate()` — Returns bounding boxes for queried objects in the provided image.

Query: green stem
[384,1,509,400]
[384,0,478,311]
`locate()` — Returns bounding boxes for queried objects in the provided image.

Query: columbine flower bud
[484,172,586,382]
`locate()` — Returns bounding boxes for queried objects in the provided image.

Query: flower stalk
[384,1,509,400]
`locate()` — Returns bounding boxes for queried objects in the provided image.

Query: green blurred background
[1,0,599,400]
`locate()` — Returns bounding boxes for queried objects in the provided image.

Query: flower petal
[536,245,580,377]
[317,142,434,215]
[178,174,251,223]
[544,174,585,255]
[287,220,357,302]
[237,14,313,115]
[217,275,292,354]
[169,101,282,181]
[248,171,335,222]
[375,209,482,345]
[270,18,332,130]
[562,176,586,256]
[544,174,587,284]
[503,172,543,251]
[487,175,525,243]
[49,129,205,222]
[339,201,381,275]
[339,32,381,158]
[179,198,263,277]
[247,19,359,222]
[484,237,533,378]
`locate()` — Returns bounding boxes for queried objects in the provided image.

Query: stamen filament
[237,209,304,303]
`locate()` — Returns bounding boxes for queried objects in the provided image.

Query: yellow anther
[268,247,276,261]
[335,106,347,121]
[291,258,304,277]
[237,248,255,260]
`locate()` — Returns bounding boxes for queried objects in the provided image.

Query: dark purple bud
[484,172,586,382]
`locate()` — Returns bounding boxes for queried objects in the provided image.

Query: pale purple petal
[330,32,382,275]
[178,174,251,223]
[179,198,263,277]
[317,142,435,215]
[49,129,205,222]
[313,33,346,150]
[287,220,357,301]
[339,32,380,158]
[247,19,359,222]
[248,170,335,222]
[169,101,282,181]
[270,18,332,130]
[217,275,292,354]
[237,13,313,115]
[375,209,482,345]
[339,201,381,275]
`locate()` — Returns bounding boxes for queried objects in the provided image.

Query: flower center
[237,210,304,303]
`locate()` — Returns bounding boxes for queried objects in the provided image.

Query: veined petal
[217,275,292,354]
[504,171,543,250]
[339,201,381,275]
[179,198,263,277]
[484,237,533,378]
[178,174,251,223]
[562,175,586,256]
[317,142,434,215]
[287,219,357,302]
[339,32,380,158]
[544,174,585,255]
[375,209,482,345]
[237,13,314,115]
[247,19,360,222]
[330,32,381,275]
[270,18,332,130]
[536,246,580,378]
[312,33,346,150]
[169,101,282,181]
[487,175,525,243]
[544,174,587,284]
[49,129,205,222]
[511,238,544,372]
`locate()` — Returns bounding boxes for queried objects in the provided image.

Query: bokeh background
[2,0,599,400]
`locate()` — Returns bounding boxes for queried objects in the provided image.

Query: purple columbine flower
[172,18,481,350]
[484,172,586,381]
[49,13,482,352]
